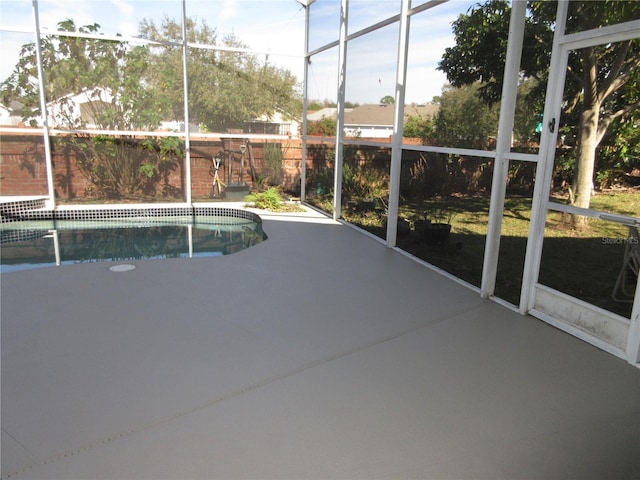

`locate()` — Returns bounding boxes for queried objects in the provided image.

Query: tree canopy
[438,1,554,104]
[1,17,302,132]
[0,17,302,199]
[138,16,301,132]
[438,0,640,216]
[1,19,164,130]
[430,83,499,149]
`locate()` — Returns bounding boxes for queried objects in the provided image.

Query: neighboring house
[159,121,201,133]
[246,110,300,137]
[0,101,26,126]
[19,86,300,134]
[45,88,115,129]
[344,103,439,139]
[306,107,338,121]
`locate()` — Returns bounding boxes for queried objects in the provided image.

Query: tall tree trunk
[571,47,599,229]
[572,102,600,226]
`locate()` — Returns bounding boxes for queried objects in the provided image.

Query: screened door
[523,5,640,363]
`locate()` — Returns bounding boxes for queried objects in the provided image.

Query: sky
[0,0,476,105]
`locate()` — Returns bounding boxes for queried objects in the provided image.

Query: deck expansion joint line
[2,301,485,479]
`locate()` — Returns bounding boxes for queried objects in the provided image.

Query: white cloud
[347,0,401,33]
[1,0,466,104]
[0,34,27,83]
[37,0,94,31]
[218,0,238,24]
[112,0,138,36]
[407,66,449,104]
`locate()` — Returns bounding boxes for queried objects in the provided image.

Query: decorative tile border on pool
[1,204,262,226]
[0,197,48,222]
[1,228,49,244]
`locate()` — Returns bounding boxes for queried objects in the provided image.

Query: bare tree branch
[597,99,640,144]
[598,40,638,102]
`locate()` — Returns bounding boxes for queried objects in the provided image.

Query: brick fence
[1,132,421,202]
[0,132,316,201]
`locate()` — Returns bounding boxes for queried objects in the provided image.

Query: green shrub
[245,187,284,211]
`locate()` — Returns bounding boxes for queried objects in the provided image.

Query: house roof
[344,103,439,126]
[0,100,25,115]
[306,107,338,121]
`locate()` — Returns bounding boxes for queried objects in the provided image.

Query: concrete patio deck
[2,206,639,479]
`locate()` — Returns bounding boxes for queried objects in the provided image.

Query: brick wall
[0,132,307,201]
[0,134,49,196]
[1,132,422,202]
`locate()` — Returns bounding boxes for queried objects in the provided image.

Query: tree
[138,16,302,132]
[430,83,499,149]
[1,16,303,199]
[513,77,543,146]
[403,114,433,140]
[0,19,179,199]
[380,95,395,105]
[1,19,165,130]
[306,117,337,136]
[438,0,640,225]
[307,101,324,111]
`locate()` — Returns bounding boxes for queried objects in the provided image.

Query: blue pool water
[0,215,266,273]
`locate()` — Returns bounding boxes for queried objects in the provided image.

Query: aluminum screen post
[333,0,348,221]
[300,3,312,202]
[181,0,192,204]
[32,0,56,209]
[386,0,411,247]
[480,0,526,298]
[627,278,640,364]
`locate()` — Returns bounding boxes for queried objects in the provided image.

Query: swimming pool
[0,206,265,273]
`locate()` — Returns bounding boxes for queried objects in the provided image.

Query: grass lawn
[316,190,639,319]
